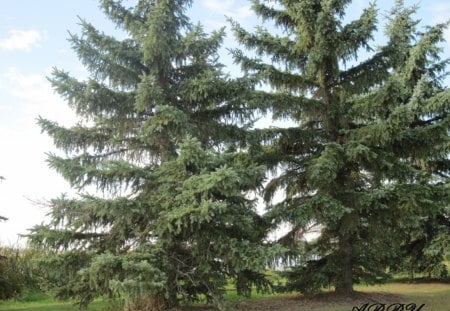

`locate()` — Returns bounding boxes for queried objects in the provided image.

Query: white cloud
[0,29,42,51]
[203,0,233,12]
[235,5,253,20]
[202,0,253,23]
[0,68,78,244]
[0,67,77,125]
[427,2,450,45]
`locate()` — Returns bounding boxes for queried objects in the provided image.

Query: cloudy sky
[0,0,449,245]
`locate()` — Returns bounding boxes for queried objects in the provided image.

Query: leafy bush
[0,246,45,300]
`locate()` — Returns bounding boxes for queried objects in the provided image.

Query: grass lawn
[0,299,120,311]
[1,282,449,311]
[231,282,450,311]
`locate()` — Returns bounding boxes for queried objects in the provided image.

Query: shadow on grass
[2,283,450,311]
[234,291,406,311]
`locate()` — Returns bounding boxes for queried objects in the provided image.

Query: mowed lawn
[0,299,112,311]
[236,283,450,311]
[1,282,450,311]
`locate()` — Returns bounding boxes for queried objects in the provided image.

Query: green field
[0,300,111,311]
[1,282,449,311]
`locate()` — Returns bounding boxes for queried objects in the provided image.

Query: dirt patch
[235,291,405,310]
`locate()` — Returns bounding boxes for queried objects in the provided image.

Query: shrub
[0,246,45,300]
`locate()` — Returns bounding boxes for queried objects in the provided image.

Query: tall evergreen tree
[232,0,449,295]
[28,1,275,310]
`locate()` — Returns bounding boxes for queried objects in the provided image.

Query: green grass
[1,282,449,311]
[0,299,121,311]
[236,282,450,311]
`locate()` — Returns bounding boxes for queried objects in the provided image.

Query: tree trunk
[166,268,178,309]
[335,236,354,296]
[165,243,179,309]
[125,295,165,311]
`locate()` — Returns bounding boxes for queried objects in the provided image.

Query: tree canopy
[26,0,449,309]
[28,0,276,310]
[231,0,449,295]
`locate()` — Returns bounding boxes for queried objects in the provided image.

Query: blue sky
[0,0,449,245]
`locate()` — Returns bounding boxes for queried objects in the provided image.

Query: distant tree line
[0,176,6,221]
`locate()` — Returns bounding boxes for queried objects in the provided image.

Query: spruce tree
[232,0,449,295]
[28,1,274,309]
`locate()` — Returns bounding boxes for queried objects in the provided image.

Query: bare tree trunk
[125,295,166,311]
[335,236,354,296]
[166,268,178,309]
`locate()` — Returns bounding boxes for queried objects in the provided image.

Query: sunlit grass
[1,285,449,311]
[1,271,449,311]
[355,282,450,294]
[238,283,450,311]
[0,299,120,311]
